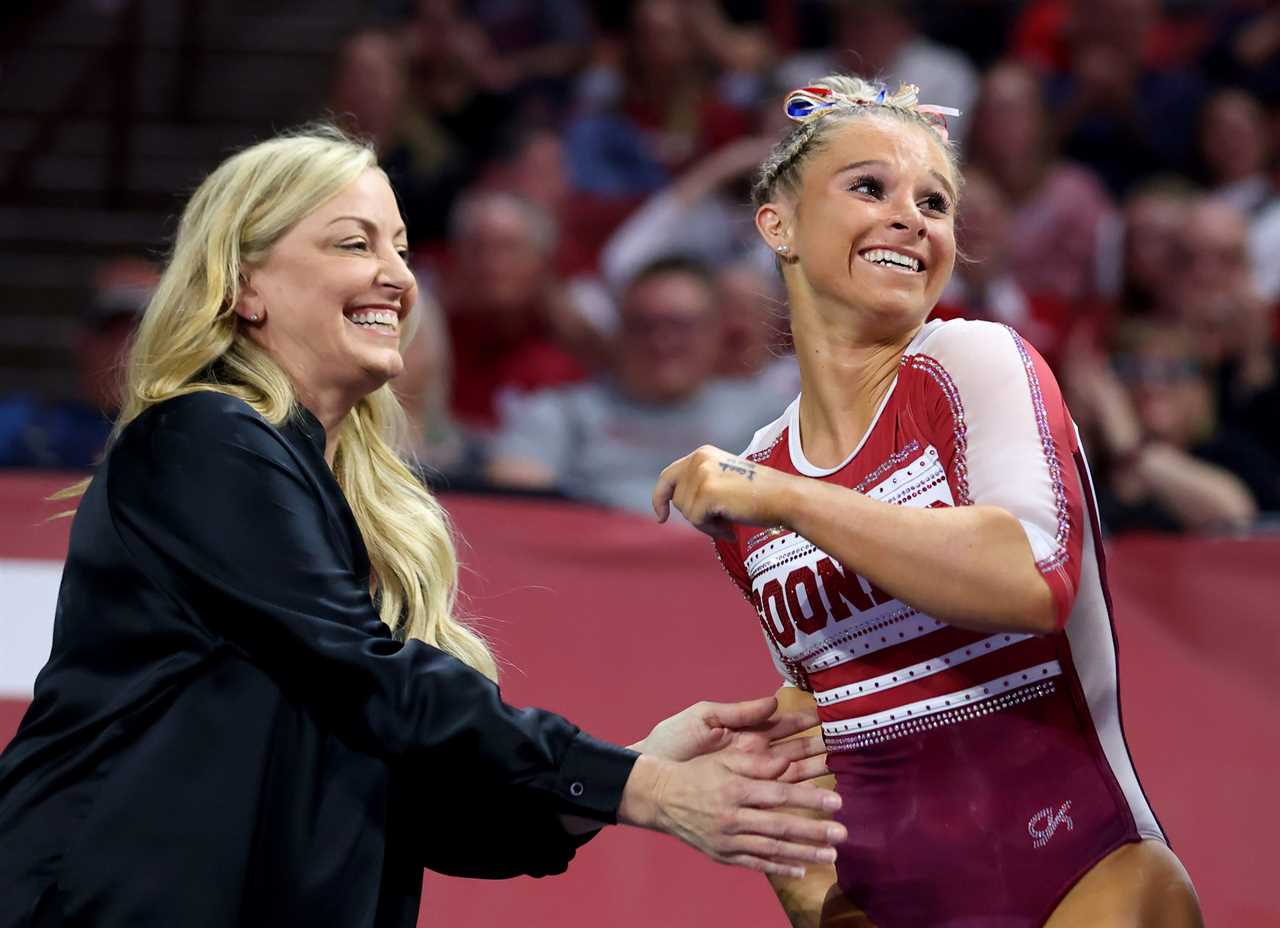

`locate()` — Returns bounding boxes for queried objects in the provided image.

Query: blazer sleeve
[105,394,636,824]
[399,769,600,879]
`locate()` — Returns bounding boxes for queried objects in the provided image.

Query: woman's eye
[850,176,883,197]
[340,239,370,251]
[921,193,951,214]
[396,249,410,261]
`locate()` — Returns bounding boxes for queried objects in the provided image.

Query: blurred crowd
[4,0,1279,536]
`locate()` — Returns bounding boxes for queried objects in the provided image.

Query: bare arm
[485,388,571,491]
[654,451,1056,635]
[764,686,873,928]
[1125,443,1256,532]
[1069,349,1256,532]
[656,323,1084,636]
[783,480,1056,634]
[485,454,557,490]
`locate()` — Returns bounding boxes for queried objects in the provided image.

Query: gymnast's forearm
[781,480,1056,634]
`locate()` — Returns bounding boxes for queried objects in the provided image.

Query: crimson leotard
[714,319,1164,928]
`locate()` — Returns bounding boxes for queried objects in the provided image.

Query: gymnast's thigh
[1043,839,1203,928]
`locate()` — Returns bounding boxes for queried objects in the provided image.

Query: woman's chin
[352,350,404,393]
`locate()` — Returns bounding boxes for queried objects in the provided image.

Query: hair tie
[783,81,961,141]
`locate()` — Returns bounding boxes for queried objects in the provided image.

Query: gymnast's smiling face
[759,116,958,337]
[235,167,417,408]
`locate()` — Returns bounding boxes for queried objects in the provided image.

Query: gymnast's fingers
[652,456,688,522]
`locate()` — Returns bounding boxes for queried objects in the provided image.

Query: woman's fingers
[700,696,779,732]
[778,754,831,784]
[724,855,808,880]
[722,755,843,814]
[767,734,827,766]
[725,837,835,869]
[625,748,850,882]
[727,807,846,849]
[761,709,822,742]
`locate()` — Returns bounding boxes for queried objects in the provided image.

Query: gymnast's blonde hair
[65,124,496,681]
[753,74,962,209]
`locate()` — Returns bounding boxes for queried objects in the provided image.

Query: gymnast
[655,75,1203,928]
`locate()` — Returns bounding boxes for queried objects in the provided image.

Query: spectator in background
[596,77,798,291]
[965,61,1117,306]
[934,168,1077,368]
[566,0,750,198]
[372,0,591,110]
[1068,320,1269,533]
[1115,177,1195,317]
[346,0,563,241]
[777,0,979,146]
[1046,0,1206,196]
[486,258,790,514]
[1202,0,1280,104]
[328,27,470,243]
[454,0,591,109]
[1192,85,1280,302]
[915,0,1025,71]
[598,134,777,292]
[438,191,589,432]
[1198,87,1277,216]
[684,0,776,107]
[0,258,155,468]
[713,260,799,396]
[1195,87,1280,304]
[478,124,588,271]
[1171,197,1280,463]
[1012,0,1208,77]
[392,285,477,482]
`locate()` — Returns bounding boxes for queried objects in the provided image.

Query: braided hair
[752,75,962,209]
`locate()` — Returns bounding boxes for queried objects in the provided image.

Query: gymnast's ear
[756,201,794,261]
[752,200,783,249]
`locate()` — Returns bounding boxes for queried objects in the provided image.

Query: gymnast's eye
[849,176,884,198]
[920,192,951,215]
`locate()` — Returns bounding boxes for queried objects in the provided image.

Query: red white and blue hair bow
[784,82,962,141]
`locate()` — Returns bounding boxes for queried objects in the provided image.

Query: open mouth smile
[343,306,401,337]
[858,247,925,274]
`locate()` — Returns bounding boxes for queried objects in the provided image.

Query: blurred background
[0,0,1276,926]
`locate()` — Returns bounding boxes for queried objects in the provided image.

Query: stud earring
[248,314,259,322]
[776,244,790,255]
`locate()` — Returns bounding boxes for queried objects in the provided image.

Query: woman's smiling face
[769,117,958,331]
[237,167,417,404]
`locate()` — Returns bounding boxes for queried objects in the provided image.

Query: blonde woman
[0,126,845,927]
[655,77,1203,926]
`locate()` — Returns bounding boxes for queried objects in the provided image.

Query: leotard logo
[1028,800,1074,849]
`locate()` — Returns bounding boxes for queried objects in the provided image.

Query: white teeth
[347,308,399,329]
[862,249,921,272]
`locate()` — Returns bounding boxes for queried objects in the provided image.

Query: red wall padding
[1,477,1277,926]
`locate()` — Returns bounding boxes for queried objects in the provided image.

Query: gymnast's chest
[740,436,956,662]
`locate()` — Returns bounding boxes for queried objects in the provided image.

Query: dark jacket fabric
[0,391,636,927]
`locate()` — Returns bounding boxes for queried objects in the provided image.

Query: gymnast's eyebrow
[833,160,956,201]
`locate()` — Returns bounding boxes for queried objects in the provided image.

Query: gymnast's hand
[616,746,845,879]
[632,695,828,783]
[653,445,799,540]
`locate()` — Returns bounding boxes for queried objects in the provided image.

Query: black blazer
[0,392,636,927]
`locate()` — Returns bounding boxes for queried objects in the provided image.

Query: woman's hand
[617,750,845,879]
[633,695,829,783]
[653,445,796,540]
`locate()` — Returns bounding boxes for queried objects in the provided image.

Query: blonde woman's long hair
[76,124,496,680]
